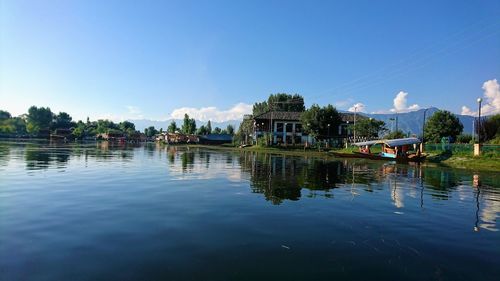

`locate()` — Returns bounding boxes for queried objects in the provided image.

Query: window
[295,123,302,133]
[276,122,284,132]
[286,123,293,133]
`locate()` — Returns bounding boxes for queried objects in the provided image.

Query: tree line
[165,114,234,135]
[0,106,141,138]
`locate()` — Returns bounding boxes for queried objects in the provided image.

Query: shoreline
[1,139,499,172]
[183,144,500,172]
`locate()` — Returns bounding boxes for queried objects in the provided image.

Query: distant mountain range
[361,107,475,136]
[130,107,476,136]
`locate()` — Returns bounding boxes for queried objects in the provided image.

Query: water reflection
[1,141,499,232]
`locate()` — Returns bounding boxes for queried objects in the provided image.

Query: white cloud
[95,106,144,122]
[169,103,252,122]
[390,91,420,113]
[126,105,141,115]
[461,79,500,116]
[334,98,353,107]
[461,106,475,116]
[348,103,366,112]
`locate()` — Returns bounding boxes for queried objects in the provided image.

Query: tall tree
[144,126,158,137]
[226,124,234,135]
[0,110,11,120]
[119,121,136,134]
[181,114,196,134]
[206,120,212,134]
[197,125,208,135]
[353,118,386,138]
[53,112,73,129]
[168,121,178,133]
[476,114,500,142]
[384,130,406,139]
[235,118,253,144]
[424,110,463,143]
[26,106,54,134]
[252,93,305,116]
[300,104,342,140]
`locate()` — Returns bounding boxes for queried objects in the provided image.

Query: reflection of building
[252,111,361,145]
[239,151,346,204]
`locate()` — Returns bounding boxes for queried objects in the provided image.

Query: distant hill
[361,107,475,136]
[129,119,240,132]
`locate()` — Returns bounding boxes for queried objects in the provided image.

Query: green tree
[96,119,118,134]
[226,124,234,135]
[72,121,86,138]
[456,134,473,144]
[53,112,73,129]
[300,104,342,140]
[0,110,11,120]
[384,130,406,139]
[0,110,15,134]
[181,114,196,134]
[119,121,136,134]
[424,110,463,143]
[234,118,254,145]
[213,127,222,134]
[478,114,500,142]
[197,125,208,135]
[353,118,386,138]
[206,120,212,134]
[252,93,305,116]
[26,106,54,134]
[144,126,158,137]
[168,121,178,133]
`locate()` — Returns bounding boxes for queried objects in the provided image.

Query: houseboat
[331,137,426,162]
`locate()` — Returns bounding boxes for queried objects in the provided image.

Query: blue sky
[1,0,499,122]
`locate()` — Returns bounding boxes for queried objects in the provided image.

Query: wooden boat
[331,138,427,162]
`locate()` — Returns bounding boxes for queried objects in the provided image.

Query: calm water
[1,141,499,281]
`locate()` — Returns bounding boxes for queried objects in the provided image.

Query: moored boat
[331,138,426,162]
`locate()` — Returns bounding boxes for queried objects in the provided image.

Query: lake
[0,141,499,281]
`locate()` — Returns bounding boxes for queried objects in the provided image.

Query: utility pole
[474,98,482,156]
[477,98,482,144]
[353,105,357,142]
[395,113,398,133]
[421,108,428,153]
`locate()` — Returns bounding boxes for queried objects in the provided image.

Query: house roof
[354,137,421,147]
[253,111,367,123]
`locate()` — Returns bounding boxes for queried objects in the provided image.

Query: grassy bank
[426,151,500,171]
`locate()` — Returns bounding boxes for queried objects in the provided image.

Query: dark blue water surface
[0,141,499,281]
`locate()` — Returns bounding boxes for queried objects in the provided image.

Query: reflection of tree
[422,169,458,199]
[25,145,56,170]
[239,153,299,204]
[240,152,349,204]
[181,151,195,172]
[301,160,344,190]
[167,146,177,165]
[0,144,10,166]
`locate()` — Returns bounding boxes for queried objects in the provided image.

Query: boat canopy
[352,140,380,147]
[353,137,421,147]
